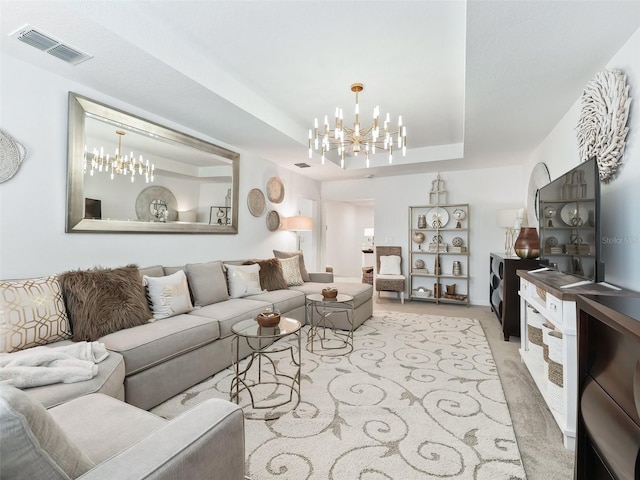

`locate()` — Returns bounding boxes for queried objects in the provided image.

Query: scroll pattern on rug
[152,312,526,479]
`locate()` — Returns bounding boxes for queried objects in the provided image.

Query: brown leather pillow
[244,258,288,291]
[59,265,152,341]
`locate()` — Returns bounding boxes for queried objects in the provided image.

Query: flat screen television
[537,157,604,282]
[84,197,102,220]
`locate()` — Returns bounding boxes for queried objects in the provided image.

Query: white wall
[0,55,321,278]
[324,202,374,277]
[525,26,640,291]
[322,164,526,305]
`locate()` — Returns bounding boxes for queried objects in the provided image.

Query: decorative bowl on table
[322,287,338,299]
[256,311,281,327]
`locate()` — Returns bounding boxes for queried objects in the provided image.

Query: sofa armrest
[79,399,245,480]
[308,272,334,283]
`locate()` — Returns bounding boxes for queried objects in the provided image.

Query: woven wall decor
[0,129,27,183]
[576,69,631,183]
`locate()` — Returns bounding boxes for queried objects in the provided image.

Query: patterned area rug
[152,312,526,479]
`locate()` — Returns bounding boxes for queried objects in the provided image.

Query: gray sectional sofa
[17,259,372,411]
[0,256,373,480]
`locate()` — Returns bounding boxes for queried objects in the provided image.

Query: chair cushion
[278,256,304,286]
[379,255,402,275]
[0,384,94,480]
[185,261,229,306]
[224,264,264,298]
[273,250,311,282]
[144,270,193,320]
[59,265,152,342]
[0,275,72,353]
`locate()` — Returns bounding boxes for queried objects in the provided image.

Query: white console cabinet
[518,270,578,450]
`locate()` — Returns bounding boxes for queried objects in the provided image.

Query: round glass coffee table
[230,316,301,419]
[305,293,354,355]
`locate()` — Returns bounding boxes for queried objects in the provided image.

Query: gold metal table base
[305,295,354,356]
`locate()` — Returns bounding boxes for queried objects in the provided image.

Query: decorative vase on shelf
[514,227,540,259]
[417,215,427,229]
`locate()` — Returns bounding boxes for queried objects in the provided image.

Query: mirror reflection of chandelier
[308,83,407,168]
[84,130,155,183]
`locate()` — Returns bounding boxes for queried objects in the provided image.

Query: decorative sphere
[414,259,425,269]
[412,232,426,244]
[452,237,464,247]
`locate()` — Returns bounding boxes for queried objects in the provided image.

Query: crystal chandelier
[84,130,155,183]
[308,83,407,168]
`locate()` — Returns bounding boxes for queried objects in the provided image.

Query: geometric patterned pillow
[278,256,304,287]
[0,276,72,353]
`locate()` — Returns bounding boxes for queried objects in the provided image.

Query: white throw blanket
[0,341,109,388]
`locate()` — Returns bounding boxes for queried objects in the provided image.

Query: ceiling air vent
[11,24,93,65]
[295,162,311,168]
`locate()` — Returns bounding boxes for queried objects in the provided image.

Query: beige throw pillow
[0,276,72,353]
[273,250,310,282]
[278,256,304,286]
[144,270,193,320]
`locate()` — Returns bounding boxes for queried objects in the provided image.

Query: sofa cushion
[0,275,72,353]
[245,289,305,315]
[22,341,126,409]
[100,314,220,376]
[273,249,310,282]
[185,261,229,306]
[0,384,95,480]
[192,298,272,339]
[224,264,264,298]
[289,282,373,309]
[49,393,165,465]
[59,265,152,342]
[138,265,165,278]
[244,258,288,291]
[278,256,304,286]
[144,270,193,320]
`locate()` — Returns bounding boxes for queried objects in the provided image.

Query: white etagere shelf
[408,204,470,306]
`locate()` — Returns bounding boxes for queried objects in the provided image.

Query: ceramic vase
[514,227,540,259]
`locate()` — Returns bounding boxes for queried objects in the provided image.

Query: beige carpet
[152,312,526,479]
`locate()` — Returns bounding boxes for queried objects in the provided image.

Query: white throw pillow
[278,256,304,286]
[379,255,402,275]
[144,270,193,320]
[224,264,264,298]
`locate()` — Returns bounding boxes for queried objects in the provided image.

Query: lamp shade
[283,216,312,231]
[497,209,521,228]
[364,228,374,237]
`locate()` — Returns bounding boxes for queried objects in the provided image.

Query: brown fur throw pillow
[244,258,288,291]
[59,265,152,342]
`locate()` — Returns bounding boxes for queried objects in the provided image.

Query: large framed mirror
[66,92,239,233]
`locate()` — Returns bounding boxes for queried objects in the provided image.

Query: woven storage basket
[548,331,563,364]
[547,358,564,414]
[541,322,554,363]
